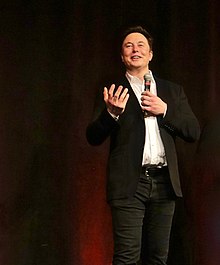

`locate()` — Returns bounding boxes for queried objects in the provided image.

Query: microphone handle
[144,79,151,117]
[144,80,151,91]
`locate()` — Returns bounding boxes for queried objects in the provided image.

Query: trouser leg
[141,200,175,265]
[110,197,145,265]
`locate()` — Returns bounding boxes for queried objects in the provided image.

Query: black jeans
[110,167,176,265]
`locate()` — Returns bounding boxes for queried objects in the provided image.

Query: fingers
[108,84,116,98]
[113,85,123,99]
[141,92,156,113]
[141,96,154,107]
[103,87,109,101]
[104,84,129,103]
[120,88,129,101]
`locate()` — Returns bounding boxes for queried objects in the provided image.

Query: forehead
[122,32,149,44]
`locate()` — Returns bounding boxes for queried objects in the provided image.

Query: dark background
[0,1,220,265]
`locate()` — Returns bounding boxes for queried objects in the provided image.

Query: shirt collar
[125,70,155,85]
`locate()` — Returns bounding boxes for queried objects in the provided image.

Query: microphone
[144,73,151,91]
[143,73,151,117]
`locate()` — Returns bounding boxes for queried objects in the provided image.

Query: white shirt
[126,71,167,166]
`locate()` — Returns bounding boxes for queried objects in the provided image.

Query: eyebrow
[124,40,146,45]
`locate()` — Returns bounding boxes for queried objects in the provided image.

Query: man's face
[121,32,153,72]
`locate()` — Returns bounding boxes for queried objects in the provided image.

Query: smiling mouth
[131,56,141,59]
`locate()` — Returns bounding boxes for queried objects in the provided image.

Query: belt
[141,165,168,175]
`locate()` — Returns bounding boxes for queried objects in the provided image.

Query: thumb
[103,87,109,102]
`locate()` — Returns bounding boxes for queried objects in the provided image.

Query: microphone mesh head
[144,73,151,82]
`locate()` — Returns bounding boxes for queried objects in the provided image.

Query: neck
[127,68,150,80]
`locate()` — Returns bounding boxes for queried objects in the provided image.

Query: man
[86,26,200,265]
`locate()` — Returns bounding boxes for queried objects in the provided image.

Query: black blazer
[86,75,200,201]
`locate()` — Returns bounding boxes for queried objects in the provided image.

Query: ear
[149,50,153,61]
[121,54,124,62]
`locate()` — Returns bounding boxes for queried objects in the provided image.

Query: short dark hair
[120,26,153,51]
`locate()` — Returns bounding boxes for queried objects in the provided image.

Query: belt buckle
[143,166,151,176]
[143,164,161,176]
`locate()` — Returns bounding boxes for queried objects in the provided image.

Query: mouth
[131,55,141,60]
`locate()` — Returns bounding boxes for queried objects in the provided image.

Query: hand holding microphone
[141,74,167,116]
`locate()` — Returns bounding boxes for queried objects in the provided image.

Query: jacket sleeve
[160,85,200,142]
[86,89,119,146]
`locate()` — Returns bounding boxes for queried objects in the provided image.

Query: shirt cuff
[108,111,119,121]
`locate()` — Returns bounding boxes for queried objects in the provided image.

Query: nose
[132,44,139,52]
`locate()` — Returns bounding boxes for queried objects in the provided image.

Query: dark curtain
[0,1,220,264]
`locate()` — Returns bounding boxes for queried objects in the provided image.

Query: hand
[141,90,167,116]
[103,84,129,117]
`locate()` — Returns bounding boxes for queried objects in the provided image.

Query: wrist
[107,110,119,121]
